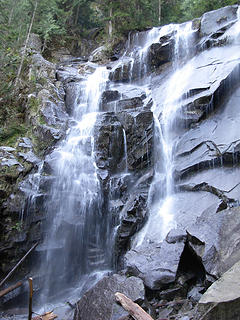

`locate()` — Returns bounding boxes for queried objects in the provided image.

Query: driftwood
[0,242,38,288]
[32,311,57,320]
[28,278,33,320]
[115,292,154,320]
[0,281,22,298]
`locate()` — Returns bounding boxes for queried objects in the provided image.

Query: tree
[15,0,39,86]
[180,0,238,21]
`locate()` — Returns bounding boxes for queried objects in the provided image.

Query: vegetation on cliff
[0,0,238,149]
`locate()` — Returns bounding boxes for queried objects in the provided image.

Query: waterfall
[128,22,197,246]
[39,67,111,306]
[34,20,197,311]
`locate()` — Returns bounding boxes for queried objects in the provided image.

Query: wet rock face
[74,274,145,320]
[94,113,125,174]
[200,5,238,36]
[148,38,174,70]
[125,239,186,290]
[116,108,153,171]
[93,81,154,261]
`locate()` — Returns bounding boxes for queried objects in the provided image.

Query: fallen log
[0,242,38,288]
[0,281,22,298]
[32,311,57,320]
[115,292,154,320]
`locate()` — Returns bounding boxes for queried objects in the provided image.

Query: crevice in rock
[176,241,206,286]
[175,148,240,180]
[178,182,237,212]
[177,140,222,158]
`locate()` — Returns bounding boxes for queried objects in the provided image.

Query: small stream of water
[38,67,112,311]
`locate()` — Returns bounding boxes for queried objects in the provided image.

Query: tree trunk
[109,1,113,38]
[158,0,161,24]
[8,0,17,26]
[15,0,39,87]
[74,3,80,26]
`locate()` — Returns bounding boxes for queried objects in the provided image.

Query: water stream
[122,22,197,246]
[38,67,112,310]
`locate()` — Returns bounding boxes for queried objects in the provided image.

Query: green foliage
[11,222,23,232]
[180,0,238,21]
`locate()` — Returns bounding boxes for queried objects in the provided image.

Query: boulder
[56,66,84,84]
[125,239,185,290]
[74,274,145,320]
[100,90,121,112]
[184,206,240,278]
[64,82,82,115]
[27,33,42,52]
[196,260,240,320]
[101,87,147,112]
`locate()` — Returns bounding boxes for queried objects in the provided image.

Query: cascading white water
[119,25,177,83]
[35,20,197,310]
[131,22,196,246]
[40,66,111,305]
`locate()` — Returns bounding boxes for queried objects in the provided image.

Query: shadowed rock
[74,274,145,320]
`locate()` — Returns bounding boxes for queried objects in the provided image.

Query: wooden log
[0,242,38,288]
[115,292,154,320]
[28,277,33,320]
[32,311,57,320]
[0,281,22,298]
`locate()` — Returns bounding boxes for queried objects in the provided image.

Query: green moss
[0,124,28,147]
[28,96,40,113]
[39,114,47,125]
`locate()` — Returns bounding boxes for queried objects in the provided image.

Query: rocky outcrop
[116,108,153,171]
[94,85,154,260]
[109,58,134,82]
[200,5,238,36]
[95,113,124,174]
[196,260,240,320]
[148,32,175,70]
[74,274,145,320]
[0,34,70,280]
